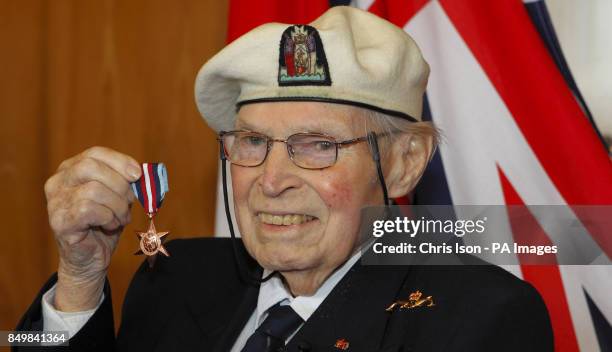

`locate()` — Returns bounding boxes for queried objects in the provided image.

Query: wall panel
[0,0,50,332]
[0,0,228,331]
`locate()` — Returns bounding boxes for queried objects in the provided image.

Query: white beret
[194,6,430,132]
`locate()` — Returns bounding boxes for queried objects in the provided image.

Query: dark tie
[241,303,304,352]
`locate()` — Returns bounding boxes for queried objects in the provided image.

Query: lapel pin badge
[334,338,350,350]
[386,290,435,312]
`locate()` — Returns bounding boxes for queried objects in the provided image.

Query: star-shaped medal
[135,220,170,268]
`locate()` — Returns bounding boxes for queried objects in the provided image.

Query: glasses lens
[288,134,337,169]
[222,132,268,166]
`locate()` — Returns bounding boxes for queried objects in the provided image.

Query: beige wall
[0,0,228,331]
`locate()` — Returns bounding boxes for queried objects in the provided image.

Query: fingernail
[127,165,141,181]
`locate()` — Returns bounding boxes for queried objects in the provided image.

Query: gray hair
[360,108,442,163]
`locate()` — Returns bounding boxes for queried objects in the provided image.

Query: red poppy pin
[334,338,350,350]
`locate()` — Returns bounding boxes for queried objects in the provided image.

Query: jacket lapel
[210,282,260,352]
[181,270,261,352]
[182,240,263,352]
[287,263,414,351]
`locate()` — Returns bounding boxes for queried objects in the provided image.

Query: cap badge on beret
[278,25,331,86]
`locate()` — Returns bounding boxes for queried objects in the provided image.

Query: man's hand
[44,146,141,312]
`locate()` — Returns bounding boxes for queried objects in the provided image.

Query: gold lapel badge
[386,290,435,312]
[334,338,350,350]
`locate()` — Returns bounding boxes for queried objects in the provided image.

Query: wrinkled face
[231,102,383,274]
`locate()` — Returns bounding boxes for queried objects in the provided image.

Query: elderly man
[16,6,553,352]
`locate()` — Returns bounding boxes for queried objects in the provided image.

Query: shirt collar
[255,243,367,326]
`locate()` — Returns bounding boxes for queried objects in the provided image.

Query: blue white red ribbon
[131,163,168,217]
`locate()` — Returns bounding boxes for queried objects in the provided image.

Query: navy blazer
[15,238,553,351]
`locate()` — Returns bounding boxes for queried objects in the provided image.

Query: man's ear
[384,132,435,198]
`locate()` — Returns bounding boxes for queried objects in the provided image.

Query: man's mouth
[257,213,316,226]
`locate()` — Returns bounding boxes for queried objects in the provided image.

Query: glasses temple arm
[367,132,390,207]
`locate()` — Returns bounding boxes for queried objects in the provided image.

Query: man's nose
[259,141,302,197]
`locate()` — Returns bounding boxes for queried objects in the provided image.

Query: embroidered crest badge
[278,25,331,86]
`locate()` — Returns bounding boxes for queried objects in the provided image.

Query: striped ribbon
[131,163,169,217]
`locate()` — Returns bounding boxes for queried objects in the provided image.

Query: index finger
[80,146,141,182]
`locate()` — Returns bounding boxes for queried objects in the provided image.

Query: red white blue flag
[349,0,611,351]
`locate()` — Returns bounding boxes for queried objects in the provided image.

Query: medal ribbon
[131,163,169,217]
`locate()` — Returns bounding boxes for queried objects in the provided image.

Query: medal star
[135,220,170,267]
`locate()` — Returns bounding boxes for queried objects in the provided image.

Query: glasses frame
[217,130,372,170]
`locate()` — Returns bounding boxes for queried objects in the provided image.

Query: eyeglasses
[217,130,371,169]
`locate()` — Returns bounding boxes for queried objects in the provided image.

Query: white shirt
[230,248,362,351]
[42,245,365,349]
[41,285,104,343]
